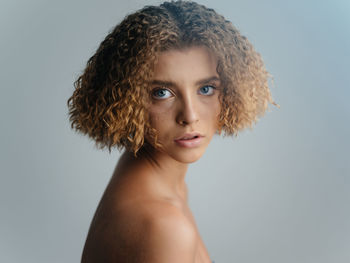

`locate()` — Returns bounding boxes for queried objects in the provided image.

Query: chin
[144,138,209,164]
[168,147,206,164]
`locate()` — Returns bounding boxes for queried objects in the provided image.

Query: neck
[123,143,189,203]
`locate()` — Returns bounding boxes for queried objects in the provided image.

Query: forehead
[152,46,219,82]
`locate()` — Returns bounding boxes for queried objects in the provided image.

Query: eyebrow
[150,76,221,87]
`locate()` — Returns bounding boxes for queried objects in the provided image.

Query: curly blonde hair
[67,0,277,156]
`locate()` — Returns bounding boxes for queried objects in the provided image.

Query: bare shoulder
[139,202,198,262]
[121,200,198,262]
[82,199,198,263]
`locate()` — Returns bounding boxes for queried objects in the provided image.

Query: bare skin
[82,46,220,262]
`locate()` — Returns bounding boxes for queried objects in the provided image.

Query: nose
[176,94,199,126]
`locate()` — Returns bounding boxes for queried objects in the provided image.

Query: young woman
[67,1,277,262]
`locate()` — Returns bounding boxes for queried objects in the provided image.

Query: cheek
[201,98,221,123]
[148,108,172,131]
[148,100,177,122]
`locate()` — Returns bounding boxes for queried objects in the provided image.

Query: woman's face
[146,46,221,163]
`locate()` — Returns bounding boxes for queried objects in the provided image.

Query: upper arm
[81,202,198,263]
[137,207,198,262]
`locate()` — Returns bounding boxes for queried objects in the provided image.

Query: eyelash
[199,85,216,95]
[152,88,172,99]
[151,85,217,100]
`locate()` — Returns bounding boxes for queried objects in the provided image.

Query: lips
[182,137,198,140]
[175,132,203,140]
[174,132,204,148]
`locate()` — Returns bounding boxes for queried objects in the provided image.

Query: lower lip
[174,136,203,148]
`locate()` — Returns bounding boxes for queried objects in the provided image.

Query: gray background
[1,0,349,262]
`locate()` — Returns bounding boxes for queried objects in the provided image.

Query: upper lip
[175,132,204,140]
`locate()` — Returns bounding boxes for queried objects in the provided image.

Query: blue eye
[152,88,172,99]
[199,85,215,95]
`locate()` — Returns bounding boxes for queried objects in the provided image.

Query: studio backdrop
[1,0,349,262]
